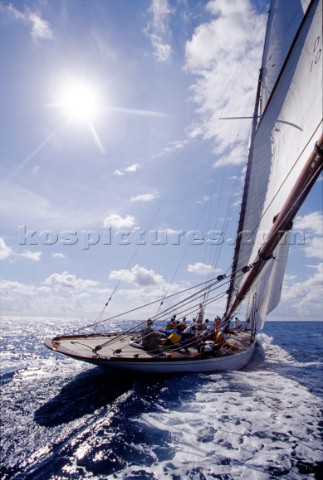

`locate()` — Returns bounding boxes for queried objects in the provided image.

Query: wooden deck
[49,330,253,361]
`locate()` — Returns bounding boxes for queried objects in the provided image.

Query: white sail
[260,0,312,112]
[246,234,290,329]
[229,0,322,328]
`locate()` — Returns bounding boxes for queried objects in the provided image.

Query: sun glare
[58,80,100,123]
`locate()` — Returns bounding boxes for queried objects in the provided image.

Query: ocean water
[1,317,322,480]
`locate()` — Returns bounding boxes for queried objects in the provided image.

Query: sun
[54,76,106,153]
[57,79,100,123]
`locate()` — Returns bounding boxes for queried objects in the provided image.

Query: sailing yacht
[45,0,322,374]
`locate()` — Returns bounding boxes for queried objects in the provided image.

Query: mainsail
[260,0,312,112]
[226,0,322,328]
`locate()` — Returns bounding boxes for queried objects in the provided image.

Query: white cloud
[0,238,13,260]
[146,0,173,62]
[131,193,157,202]
[151,139,191,163]
[19,250,42,261]
[294,211,323,259]
[0,276,109,317]
[52,253,66,259]
[153,226,187,244]
[114,163,141,176]
[5,4,53,40]
[150,0,172,33]
[0,238,42,262]
[149,33,172,62]
[196,195,211,204]
[303,237,323,260]
[1,279,35,297]
[125,163,141,173]
[187,262,218,275]
[294,211,322,235]
[283,273,298,282]
[185,0,266,166]
[277,263,323,320]
[0,267,182,318]
[159,225,183,235]
[103,213,136,229]
[29,11,53,39]
[43,271,98,289]
[109,264,164,287]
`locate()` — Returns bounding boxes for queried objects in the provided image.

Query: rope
[72,273,232,333]
[92,271,245,352]
[96,176,179,319]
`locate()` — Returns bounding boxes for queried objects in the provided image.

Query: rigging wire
[93,177,180,323]
[153,194,217,316]
[72,273,228,333]
[72,265,248,342]
[93,286,231,352]
[201,160,226,293]
[83,148,323,351]
[151,276,232,323]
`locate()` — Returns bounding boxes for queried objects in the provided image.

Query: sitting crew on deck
[166,314,177,330]
[141,319,162,353]
[214,330,239,351]
[196,319,204,334]
[215,330,227,346]
[199,340,220,356]
[184,323,197,339]
[234,317,242,329]
[199,319,213,339]
[179,317,187,331]
[183,324,199,349]
[161,326,189,352]
[214,316,221,330]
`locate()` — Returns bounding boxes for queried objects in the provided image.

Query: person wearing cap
[184,323,197,339]
[199,319,212,339]
[214,316,221,330]
[183,323,199,349]
[166,314,177,330]
[179,317,187,331]
[234,317,242,329]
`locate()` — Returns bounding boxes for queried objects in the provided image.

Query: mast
[225,0,272,313]
[225,134,323,320]
[225,68,263,312]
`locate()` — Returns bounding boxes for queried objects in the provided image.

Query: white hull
[85,343,255,373]
[44,331,255,374]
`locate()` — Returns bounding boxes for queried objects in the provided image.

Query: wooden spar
[219,116,258,120]
[225,132,323,320]
[225,68,263,311]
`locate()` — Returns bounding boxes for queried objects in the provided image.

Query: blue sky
[0,0,322,322]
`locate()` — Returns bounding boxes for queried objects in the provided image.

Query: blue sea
[1,317,322,480]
